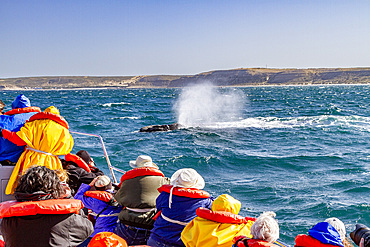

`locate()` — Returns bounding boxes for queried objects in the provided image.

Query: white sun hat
[129,155,158,169]
[168,168,206,208]
[325,217,346,241]
[170,168,205,189]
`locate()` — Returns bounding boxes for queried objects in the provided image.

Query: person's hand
[89,177,99,187]
[359,238,364,247]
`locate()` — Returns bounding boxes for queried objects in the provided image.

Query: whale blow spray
[174,82,246,127]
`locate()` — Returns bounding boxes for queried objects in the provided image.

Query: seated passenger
[0,106,74,194]
[295,217,352,247]
[55,168,72,199]
[0,166,93,247]
[0,94,41,166]
[62,150,104,195]
[0,99,4,115]
[74,175,122,247]
[114,155,170,246]
[181,194,256,247]
[147,168,214,247]
[233,211,280,247]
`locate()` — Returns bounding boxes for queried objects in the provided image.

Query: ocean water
[1,84,369,245]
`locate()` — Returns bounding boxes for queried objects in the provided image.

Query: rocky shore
[1,67,370,90]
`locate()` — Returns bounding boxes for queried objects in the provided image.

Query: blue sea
[1,84,369,245]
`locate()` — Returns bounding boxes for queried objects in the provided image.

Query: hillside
[1,67,370,90]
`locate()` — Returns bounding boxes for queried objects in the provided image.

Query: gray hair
[251,211,279,243]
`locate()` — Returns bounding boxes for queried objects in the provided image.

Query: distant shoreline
[1,67,370,90]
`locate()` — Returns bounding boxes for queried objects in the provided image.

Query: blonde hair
[250,211,279,243]
[55,169,68,183]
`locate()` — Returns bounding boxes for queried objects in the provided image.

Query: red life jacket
[118,167,165,188]
[196,207,256,224]
[28,112,69,129]
[158,184,210,199]
[294,234,341,247]
[65,153,91,173]
[4,106,41,115]
[234,238,280,247]
[0,199,83,218]
[84,191,113,203]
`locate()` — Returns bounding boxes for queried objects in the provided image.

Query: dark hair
[15,166,64,199]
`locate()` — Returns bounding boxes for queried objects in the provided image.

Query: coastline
[1,67,370,90]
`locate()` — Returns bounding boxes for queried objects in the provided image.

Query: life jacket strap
[161,213,188,226]
[26,146,57,156]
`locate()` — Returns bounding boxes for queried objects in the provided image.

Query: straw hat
[129,155,158,169]
[170,168,205,189]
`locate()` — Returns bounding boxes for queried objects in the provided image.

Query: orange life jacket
[234,238,280,247]
[28,112,69,129]
[84,191,113,203]
[118,167,164,188]
[4,106,41,115]
[294,234,341,247]
[158,184,210,198]
[65,153,91,173]
[196,207,256,224]
[0,199,83,218]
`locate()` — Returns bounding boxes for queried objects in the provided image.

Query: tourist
[74,175,122,247]
[294,217,353,247]
[55,168,72,199]
[0,94,41,166]
[0,166,93,246]
[0,100,5,115]
[62,150,104,195]
[87,232,128,247]
[0,106,74,194]
[181,194,256,247]
[232,211,280,247]
[114,155,170,245]
[147,168,214,247]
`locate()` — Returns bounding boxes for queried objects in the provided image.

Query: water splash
[174,82,246,127]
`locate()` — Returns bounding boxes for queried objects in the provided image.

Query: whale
[139,123,181,132]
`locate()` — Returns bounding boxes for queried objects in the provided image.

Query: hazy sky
[1,0,369,78]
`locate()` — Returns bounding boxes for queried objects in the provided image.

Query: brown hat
[76,150,91,164]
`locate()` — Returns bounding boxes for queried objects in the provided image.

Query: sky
[1,0,370,78]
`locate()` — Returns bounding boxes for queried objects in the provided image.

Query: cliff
[1,67,370,90]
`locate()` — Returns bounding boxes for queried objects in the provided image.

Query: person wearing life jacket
[181,193,255,247]
[113,155,170,246]
[0,106,74,195]
[62,150,105,195]
[233,211,280,247]
[295,217,353,247]
[0,166,93,247]
[74,175,123,247]
[147,168,214,247]
[0,94,41,166]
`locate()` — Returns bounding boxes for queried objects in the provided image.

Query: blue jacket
[150,191,213,247]
[308,222,344,247]
[0,95,37,163]
[74,183,122,238]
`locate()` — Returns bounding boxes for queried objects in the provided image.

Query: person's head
[11,94,31,109]
[129,155,158,169]
[0,100,5,114]
[250,211,279,243]
[212,194,241,214]
[170,168,205,189]
[76,150,94,166]
[44,106,60,115]
[15,166,63,200]
[325,217,346,242]
[95,175,112,191]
